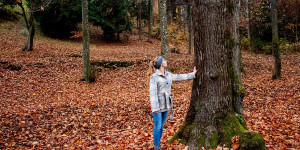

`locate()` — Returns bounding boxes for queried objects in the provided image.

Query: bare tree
[270,0,281,80]
[232,0,244,115]
[296,8,298,43]
[246,0,251,50]
[22,0,35,51]
[18,0,52,51]
[82,0,92,83]
[148,0,153,42]
[159,0,169,60]
[138,1,142,40]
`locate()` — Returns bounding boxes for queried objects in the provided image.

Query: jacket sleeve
[149,76,160,112]
[171,72,196,81]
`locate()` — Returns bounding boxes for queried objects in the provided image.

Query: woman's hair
[148,56,159,78]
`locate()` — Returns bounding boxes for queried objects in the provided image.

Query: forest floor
[0,21,299,150]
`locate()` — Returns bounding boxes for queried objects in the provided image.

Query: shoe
[154,146,160,150]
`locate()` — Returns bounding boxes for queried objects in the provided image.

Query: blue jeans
[152,111,168,147]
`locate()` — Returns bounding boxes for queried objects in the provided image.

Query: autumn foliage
[0,21,299,149]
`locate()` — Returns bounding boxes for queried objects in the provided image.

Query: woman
[148,56,197,150]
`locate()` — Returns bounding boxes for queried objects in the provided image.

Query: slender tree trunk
[151,0,154,26]
[159,0,168,60]
[21,0,35,51]
[296,8,298,43]
[82,0,91,83]
[246,0,251,50]
[169,0,266,149]
[136,17,139,28]
[188,4,193,55]
[167,0,172,23]
[183,5,187,35]
[148,0,152,42]
[270,0,281,80]
[178,6,183,32]
[22,13,35,51]
[232,0,244,115]
[18,2,29,30]
[138,2,142,40]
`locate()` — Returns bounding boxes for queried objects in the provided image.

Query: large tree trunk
[232,0,245,115]
[159,0,169,60]
[270,0,281,80]
[82,0,92,83]
[169,0,266,149]
[21,0,35,51]
[188,4,193,55]
[246,0,251,50]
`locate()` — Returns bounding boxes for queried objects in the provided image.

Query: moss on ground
[239,132,266,150]
[169,114,265,149]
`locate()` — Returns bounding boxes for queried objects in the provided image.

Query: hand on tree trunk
[193,66,197,75]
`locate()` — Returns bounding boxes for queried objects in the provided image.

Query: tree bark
[148,0,152,42]
[246,0,251,50]
[188,4,193,55]
[232,0,245,115]
[296,8,298,43]
[151,0,154,26]
[169,0,266,149]
[138,2,142,40]
[136,16,139,28]
[183,5,187,35]
[18,2,29,30]
[21,0,35,51]
[270,0,281,80]
[159,0,169,60]
[82,0,92,83]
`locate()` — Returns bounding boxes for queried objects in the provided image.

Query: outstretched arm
[171,66,197,81]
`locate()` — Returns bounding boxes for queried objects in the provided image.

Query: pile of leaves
[0,21,299,149]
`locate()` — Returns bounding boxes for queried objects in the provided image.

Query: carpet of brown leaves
[0,21,299,149]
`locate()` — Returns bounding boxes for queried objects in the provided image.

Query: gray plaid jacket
[149,69,195,115]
